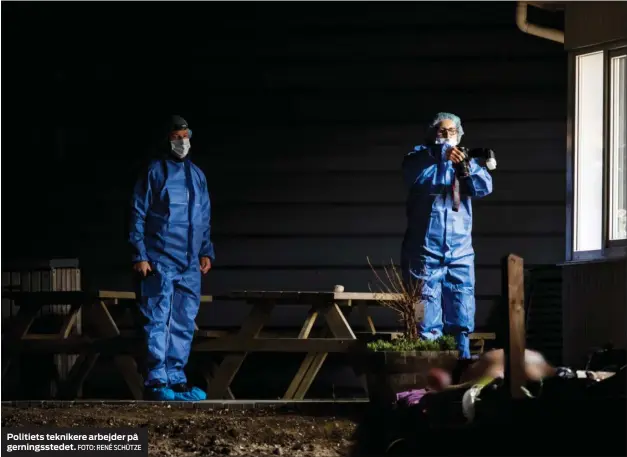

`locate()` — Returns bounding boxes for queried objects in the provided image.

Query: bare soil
[1,405,360,457]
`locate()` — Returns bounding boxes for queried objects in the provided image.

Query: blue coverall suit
[401,144,493,358]
[129,157,215,387]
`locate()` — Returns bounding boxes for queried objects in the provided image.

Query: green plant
[367,335,457,352]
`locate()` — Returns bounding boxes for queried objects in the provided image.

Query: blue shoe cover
[144,385,176,401]
[172,386,207,401]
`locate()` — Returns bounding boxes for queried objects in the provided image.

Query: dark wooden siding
[3,2,567,331]
[526,258,627,367]
[562,259,627,367]
[565,1,627,50]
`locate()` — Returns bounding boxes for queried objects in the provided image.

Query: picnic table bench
[1,289,495,400]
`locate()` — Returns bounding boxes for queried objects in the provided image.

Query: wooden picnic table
[208,290,413,400]
[1,289,494,401]
[1,290,210,400]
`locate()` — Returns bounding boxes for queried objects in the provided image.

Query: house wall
[561,1,627,366]
[561,258,627,367]
[3,2,567,333]
[565,1,627,50]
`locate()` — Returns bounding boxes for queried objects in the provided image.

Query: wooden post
[503,254,526,400]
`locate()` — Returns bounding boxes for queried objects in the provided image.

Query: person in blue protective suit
[129,115,215,401]
[401,113,493,359]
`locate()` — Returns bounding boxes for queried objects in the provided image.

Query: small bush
[367,335,457,352]
[367,257,423,340]
[366,257,457,353]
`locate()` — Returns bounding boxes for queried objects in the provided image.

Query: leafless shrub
[366,257,424,340]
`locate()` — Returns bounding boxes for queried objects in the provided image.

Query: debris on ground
[1,405,359,457]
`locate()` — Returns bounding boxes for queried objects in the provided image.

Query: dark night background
[2,1,567,334]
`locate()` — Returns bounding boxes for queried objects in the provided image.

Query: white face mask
[435,137,459,148]
[170,138,191,159]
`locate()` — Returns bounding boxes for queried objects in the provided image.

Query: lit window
[609,54,627,241]
[573,51,604,252]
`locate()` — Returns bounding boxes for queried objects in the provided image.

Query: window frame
[607,48,627,246]
[566,40,627,263]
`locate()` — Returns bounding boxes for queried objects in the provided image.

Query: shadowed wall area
[2,2,566,334]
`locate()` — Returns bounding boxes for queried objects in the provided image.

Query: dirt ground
[1,404,360,457]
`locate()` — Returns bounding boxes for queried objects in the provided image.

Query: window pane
[609,55,627,241]
[574,51,604,252]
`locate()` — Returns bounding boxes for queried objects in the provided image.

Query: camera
[454,147,497,179]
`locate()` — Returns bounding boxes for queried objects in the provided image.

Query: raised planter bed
[365,346,459,407]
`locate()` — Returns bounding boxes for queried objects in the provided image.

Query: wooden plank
[334,292,403,302]
[187,59,565,89]
[97,290,137,300]
[283,309,322,399]
[194,338,360,353]
[213,171,565,204]
[387,331,496,340]
[324,304,370,397]
[212,204,565,237]
[357,303,377,335]
[199,236,565,268]
[209,268,513,298]
[205,303,275,399]
[58,303,81,339]
[297,309,320,339]
[6,328,498,354]
[113,356,144,401]
[98,290,213,303]
[290,352,328,400]
[192,329,229,338]
[13,326,495,341]
[2,291,89,305]
[201,140,567,174]
[247,59,565,90]
[21,334,61,341]
[4,303,41,340]
[8,334,361,354]
[184,38,562,67]
[5,337,137,355]
[203,361,235,400]
[229,291,333,301]
[324,304,357,339]
[135,93,564,123]
[87,301,120,337]
[2,358,12,378]
[59,352,100,399]
[200,4,542,29]
[211,121,567,144]
[229,290,403,303]
[471,332,497,340]
[505,254,526,399]
[287,303,360,400]
[85,300,144,399]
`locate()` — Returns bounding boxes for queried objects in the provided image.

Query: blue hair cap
[429,112,464,140]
